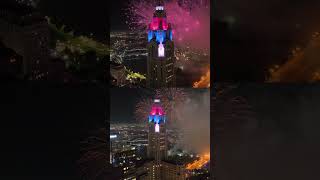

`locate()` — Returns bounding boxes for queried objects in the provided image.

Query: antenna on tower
[157,0,164,6]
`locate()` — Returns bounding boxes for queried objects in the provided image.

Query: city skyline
[110,88,210,179]
[110,0,210,88]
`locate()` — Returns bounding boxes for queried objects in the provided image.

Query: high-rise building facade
[144,99,186,180]
[146,2,175,88]
[147,99,167,180]
[161,161,186,180]
[147,99,167,162]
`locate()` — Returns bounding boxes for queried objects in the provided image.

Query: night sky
[37,0,109,42]
[213,84,320,180]
[110,88,209,124]
[110,88,154,123]
[1,83,107,179]
[1,0,109,42]
[213,0,320,81]
[110,0,130,31]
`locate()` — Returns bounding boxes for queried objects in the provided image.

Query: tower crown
[146,0,175,88]
[147,2,172,44]
[148,99,166,124]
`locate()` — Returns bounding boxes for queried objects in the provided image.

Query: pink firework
[155,88,188,111]
[125,0,210,50]
[134,98,154,121]
[134,88,188,122]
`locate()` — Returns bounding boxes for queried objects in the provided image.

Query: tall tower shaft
[147,99,168,162]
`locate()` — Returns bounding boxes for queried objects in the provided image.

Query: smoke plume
[173,89,210,154]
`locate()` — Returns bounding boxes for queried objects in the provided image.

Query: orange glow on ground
[186,153,210,170]
[193,70,210,88]
[267,32,320,82]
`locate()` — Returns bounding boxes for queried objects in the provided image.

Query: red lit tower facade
[147,1,175,88]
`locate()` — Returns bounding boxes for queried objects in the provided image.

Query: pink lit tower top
[147,99,168,163]
[146,0,176,88]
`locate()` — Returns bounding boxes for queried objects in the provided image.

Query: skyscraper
[147,99,167,162]
[147,1,175,88]
[147,99,167,180]
[143,98,186,180]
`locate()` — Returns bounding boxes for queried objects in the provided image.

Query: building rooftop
[162,159,185,166]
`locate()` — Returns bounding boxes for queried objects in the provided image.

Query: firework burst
[124,0,210,50]
[212,84,257,141]
[134,97,154,121]
[155,88,188,110]
[134,88,188,122]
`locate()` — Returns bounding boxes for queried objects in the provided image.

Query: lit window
[158,43,165,57]
[155,124,160,133]
[156,6,164,11]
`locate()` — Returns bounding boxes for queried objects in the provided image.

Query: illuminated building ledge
[156,6,164,11]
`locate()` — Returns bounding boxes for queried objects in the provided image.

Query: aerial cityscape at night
[110,0,210,88]
[0,0,108,82]
[4,1,320,180]
[110,88,210,179]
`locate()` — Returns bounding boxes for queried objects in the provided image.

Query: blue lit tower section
[147,99,168,163]
[147,1,176,88]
